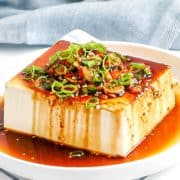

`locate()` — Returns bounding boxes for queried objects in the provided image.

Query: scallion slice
[102,55,111,71]
[93,70,105,83]
[83,41,106,54]
[119,73,132,86]
[120,54,127,62]
[35,75,48,88]
[85,97,99,109]
[51,81,64,94]
[130,62,145,70]
[23,65,44,80]
[49,53,58,64]
[54,44,79,64]
[82,59,98,68]
[144,67,152,77]
[69,150,85,158]
[55,65,67,75]
[62,84,78,94]
[87,85,98,93]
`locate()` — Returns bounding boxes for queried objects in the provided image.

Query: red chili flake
[128,85,142,94]
[99,94,108,100]
[78,67,84,79]
[65,72,73,78]
[93,50,103,58]
[110,70,122,79]
[61,60,69,66]
[78,48,84,56]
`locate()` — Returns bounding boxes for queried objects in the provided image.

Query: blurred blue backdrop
[0,0,179,49]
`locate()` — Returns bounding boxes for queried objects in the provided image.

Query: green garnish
[82,57,101,68]
[53,44,80,64]
[22,41,152,108]
[85,97,99,109]
[83,41,106,54]
[63,84,78,94]
[130,62,145,70]
[87,85,98,93]
[120,54,127,62]
[110,79,119,87]
[69,150,85,158]
[23,65,44,80]
[119,73,132,86]
[93,70,105,83]
[49,53,58,64]
[55,65,67,75]
[35,75,49,89]
[102,55,111,71]
[51,81,64,94]
[130,62,152,77]
[144,67,152,77]
[51,81,77,98]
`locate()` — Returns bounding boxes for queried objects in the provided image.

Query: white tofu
[4,68,175,157]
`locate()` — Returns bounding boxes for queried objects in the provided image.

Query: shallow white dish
[0,41,179,180]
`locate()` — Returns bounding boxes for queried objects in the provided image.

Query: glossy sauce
[0,93,179,167]
[15,40,168,105]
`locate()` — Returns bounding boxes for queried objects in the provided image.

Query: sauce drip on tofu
[0,95,179,167]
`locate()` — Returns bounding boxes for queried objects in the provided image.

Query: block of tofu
[4,41,175,157]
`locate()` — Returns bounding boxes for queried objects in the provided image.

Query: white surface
[0,42,180,180]
[4,85,34,134]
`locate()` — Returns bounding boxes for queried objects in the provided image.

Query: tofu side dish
[4,41,175,157]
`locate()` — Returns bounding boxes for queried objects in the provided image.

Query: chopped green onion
[58,49,72,60]
[85,97,99,109]
[120,54,127,62]
[130,62,152,78]
[108,53,117,60]
[35,75,48,88]
[55,65,67,75]
[87,85,98,93]
[23,65,44,80]
[82,54,102,68]
[110,80,119,87]
[119,73,132,86]
[83,41,106,54]
[102,55,111,71]
[82,59,98,68]
[54,44,79,64]
[51,81,64,94]
[49,53,58,64]
[144,67,152,77]
[93,70,105,83]
[22,41,152,109]
[69,150,85,158]
[62,84,78,94]
[130,62,145,70]
[103,82,124,95]
[52,82,78,98]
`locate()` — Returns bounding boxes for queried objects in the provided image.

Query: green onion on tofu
[22,41,152,108]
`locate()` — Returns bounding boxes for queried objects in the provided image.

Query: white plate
[0,41,180,180]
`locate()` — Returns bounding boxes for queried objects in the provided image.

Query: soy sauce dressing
[0,94,179,167]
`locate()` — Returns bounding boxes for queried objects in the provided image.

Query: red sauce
[0,95,179,167]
